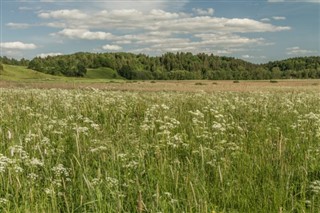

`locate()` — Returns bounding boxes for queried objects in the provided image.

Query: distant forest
[1,53,320,80]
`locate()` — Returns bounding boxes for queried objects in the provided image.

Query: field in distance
[1,64,320,92]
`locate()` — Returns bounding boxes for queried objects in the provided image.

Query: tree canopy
[2,53,320,80]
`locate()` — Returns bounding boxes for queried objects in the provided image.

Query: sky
[0,0,319,63]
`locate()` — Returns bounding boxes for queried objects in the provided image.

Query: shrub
[195,82,206,85]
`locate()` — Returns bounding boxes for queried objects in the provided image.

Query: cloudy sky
[0,0,319,63]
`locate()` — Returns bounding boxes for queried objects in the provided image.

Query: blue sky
[1,0,319,63]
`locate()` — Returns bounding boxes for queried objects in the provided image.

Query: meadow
[0,86,320,212]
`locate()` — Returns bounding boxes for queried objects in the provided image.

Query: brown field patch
[1,79,320,92]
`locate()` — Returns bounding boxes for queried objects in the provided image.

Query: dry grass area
[1,79,320,92]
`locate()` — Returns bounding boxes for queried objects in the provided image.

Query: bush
[0,63,3,74]
[195,82,206,85]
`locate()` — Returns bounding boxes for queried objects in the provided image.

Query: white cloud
[195,33,265,46]
[40,9,290,33]
[192,8,214,16]
[7,23,31,29]
[272,16,286,20]
[37,52,63,58]
[38,9,87,19]
[151,17,290,33]
[56,29,115,40]
[261,18,271,22]
[35,7,291,55]
[242,55,266,59]
[242,55,254,59]
[0,42,37,50]
[102,44,123,51]
[286,46,317,55]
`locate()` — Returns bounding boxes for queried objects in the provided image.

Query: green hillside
[0,65,61,81]
[86,67,122,79]
[0,65,123,83]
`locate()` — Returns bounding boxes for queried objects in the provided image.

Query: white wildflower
[29,158,44,167]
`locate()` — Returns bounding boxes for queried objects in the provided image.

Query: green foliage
[0,56,29,66]
[0,63,3,74]
[265,56,320,79]
[1,89,320,212]
[4,52,320,80]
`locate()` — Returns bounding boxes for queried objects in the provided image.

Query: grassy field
[0,65,123,83]
[86,67,122,79]
[1,65,320,212]
[0,87,320,212]
[1,65,320,92]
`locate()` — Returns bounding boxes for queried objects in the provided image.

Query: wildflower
[105,176,119,188]
[91,178,102,186]
[14,165,23,173]
[29,158,44,167]
[90,146,108,153]
[27,173,39,181]
[7,130,12,140]
[0,198,8,205]
[0,154,14,173]
[44,188,55,196]
[52,164,70,177]
[309,180,320,195]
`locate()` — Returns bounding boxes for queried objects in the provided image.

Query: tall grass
[0,88,319,212]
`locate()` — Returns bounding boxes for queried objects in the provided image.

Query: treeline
[265,57,320,79]
[2,53,320,80]
[0,56,29,66]
[28,55,87,77]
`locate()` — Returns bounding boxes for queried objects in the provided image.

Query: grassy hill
[86,67,122,79]
[0,64,61,81]
[0,65,123,83]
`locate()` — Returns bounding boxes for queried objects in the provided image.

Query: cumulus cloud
[242,55,266,59]
[40,9,290,33]
[102,44,123,51]
[38,9,87,19]
[194,33,265,45]
[242,55,254,59]
[272,16,286,20]
[6,23,31,29]
[55,29,115,40]
[261,18,271,22]
[37,52,63,58]
[33,6,291,55]
[192,8,214,16]
[286,46,317,55]
[0,42,37,50]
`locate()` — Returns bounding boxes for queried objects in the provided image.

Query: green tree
[0,63,3,74]
[76,63,87,77]
[271,67,282,79]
